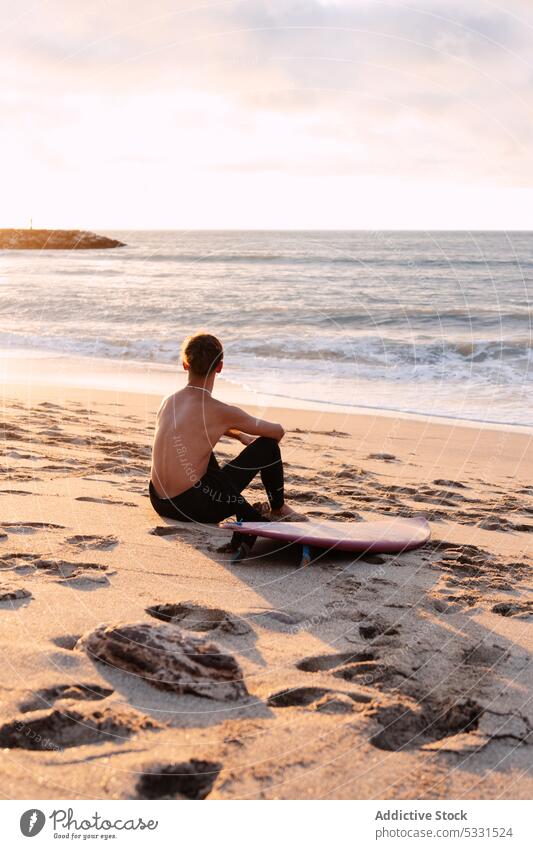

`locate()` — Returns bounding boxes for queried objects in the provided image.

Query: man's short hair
[181,332,223,377]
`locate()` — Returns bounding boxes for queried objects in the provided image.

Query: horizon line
[3,226,532,234]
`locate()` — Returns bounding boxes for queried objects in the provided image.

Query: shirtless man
[149,332,302,525]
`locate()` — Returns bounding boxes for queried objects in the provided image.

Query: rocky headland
[0,229,125,250]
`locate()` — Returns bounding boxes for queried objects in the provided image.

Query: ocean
[1,230,531,426]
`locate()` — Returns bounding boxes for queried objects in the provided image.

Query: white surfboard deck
[221,516,430,553]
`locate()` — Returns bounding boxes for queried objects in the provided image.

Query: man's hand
[224,428,256,446]
[238,433,256,446]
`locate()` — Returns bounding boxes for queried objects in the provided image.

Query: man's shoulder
[211,398,242,420]
[210,396,234,414]
[157,390,183,414]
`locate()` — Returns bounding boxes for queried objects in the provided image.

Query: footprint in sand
[247,608,307,631]
[430,540,530,589]
[1,522,65,535]
[51,634,82,650]
[461,643,508,667]
[149,526,183,537]
[75,496,137,507]
[368,697,482,752]
[296,649,395,687]
[433,479,470,490]
[66,534,119,551]
[492,601,533,619]
[0,705,162,750]
[1,423,26,440]
[359,620,400,640]
[268,686,336,707]
[267,686,372,713]
[331,510,363,521]
[410,490,462,507]
[296,649,376,673]
[332,660,386,683]
[477,517,533,533]
[0,582,32,600]
[35,559,111,585]
[19,683,114,713]
[37,402,63,411]
[146,602,252,636]
[313,693,371,714]
[136,760,222,800]
[1,554,112,586]
[0,552,39,570]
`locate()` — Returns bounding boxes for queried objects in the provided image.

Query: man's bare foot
[268,504,309,522]
[252,500,271,518]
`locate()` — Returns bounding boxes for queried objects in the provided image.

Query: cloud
[1,0,533,226]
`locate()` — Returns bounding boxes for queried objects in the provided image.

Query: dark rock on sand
[79,622,248,701]
[0,229,125,250]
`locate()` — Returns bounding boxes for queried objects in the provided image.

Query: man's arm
[224,428,255,445]
[223,405,285,441]
[224,428,243,439]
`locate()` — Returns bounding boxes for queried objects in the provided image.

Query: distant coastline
[0,229,125,250]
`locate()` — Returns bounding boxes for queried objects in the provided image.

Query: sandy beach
[0,367,531,801]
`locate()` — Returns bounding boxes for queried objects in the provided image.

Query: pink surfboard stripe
[220,517,430,553]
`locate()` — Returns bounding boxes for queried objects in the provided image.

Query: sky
[1,0,533,229]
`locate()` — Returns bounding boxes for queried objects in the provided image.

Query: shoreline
[2,348,531,436]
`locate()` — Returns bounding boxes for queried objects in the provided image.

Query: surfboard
[220,516,431,565]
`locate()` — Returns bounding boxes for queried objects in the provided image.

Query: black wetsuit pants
[149,436,284,524]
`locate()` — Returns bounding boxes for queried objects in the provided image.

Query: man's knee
[256,436,281,457]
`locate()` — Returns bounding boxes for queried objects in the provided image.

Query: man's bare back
[150,386,284,500]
